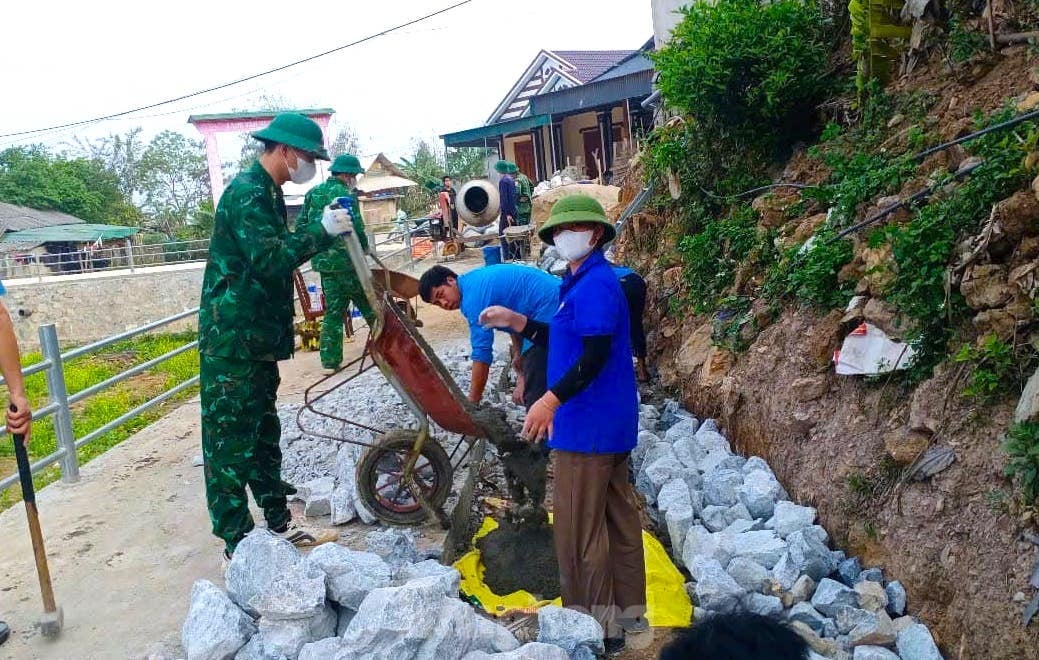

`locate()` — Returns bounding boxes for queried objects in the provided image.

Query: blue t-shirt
[547,251,638,454]
[458,264,560,364]
[612,265,634,278]
[0,278,6,295]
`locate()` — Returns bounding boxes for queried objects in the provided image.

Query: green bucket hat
[493,159,512,174]
[506,161,520,174]
[330,153,363,174]
[538,194,616,245]
[251,113,330,160]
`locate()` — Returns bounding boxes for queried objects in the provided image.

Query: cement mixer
[455,178,535,261]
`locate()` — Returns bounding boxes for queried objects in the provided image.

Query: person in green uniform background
[509,161,534,259]
[298,153,375,374]
[511,161,533,226]
[198,112,355,558]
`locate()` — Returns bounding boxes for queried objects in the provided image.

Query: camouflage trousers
[200,354,294,553]
[319,271,375,369]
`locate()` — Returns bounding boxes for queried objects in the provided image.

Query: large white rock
[337,576,446,659]
[461,642,570,660]
[247,570,327,621]
[738,470,783,519]
[303,543,392,609]
[536,605,604,658]
[330,446,358,525]
[895,623,944,659]
[238,604,336,660]
[688,557,745,613]
[656,479,692,514]
[665,500,696,557]
[765,500,818,539]
[182,580,256,660]
[719,530,787,570]
[703,468,744,507]
[398,559,462,599]
[664,417,699,445]
[226,530,306,617]
[414,596,477,660]
[300,476,334,517]
[469,615,521,655]
[682,525,730,569]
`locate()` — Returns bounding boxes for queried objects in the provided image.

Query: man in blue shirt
[419,263,559,406]
[478,194,644,652]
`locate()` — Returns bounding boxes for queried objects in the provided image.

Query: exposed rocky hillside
[615,43,1039,658]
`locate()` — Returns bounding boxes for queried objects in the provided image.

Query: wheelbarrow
[295,200,547,560]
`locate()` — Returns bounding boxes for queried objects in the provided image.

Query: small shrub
[948,17,989,63]
[676,206,760,314]
[652,0,832,159]
[1004,422,1039,505]
[765,228,855,310]
[953,334,1017,403]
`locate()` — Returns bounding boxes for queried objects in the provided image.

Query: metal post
[38,325,78,483]
[126,240,135,273]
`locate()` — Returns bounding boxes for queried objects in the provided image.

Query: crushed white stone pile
[640,400,942,660]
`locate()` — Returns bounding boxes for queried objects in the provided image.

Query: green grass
[0,331,198,511]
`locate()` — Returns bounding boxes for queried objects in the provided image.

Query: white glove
[321,206,353,236]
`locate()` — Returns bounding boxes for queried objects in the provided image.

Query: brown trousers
[552,449,647,638]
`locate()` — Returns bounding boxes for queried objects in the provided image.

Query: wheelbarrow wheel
[356,429,453,526]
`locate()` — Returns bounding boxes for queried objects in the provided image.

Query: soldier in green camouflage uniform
[297,154,375,372]
[511,162,534,258]
[198,113,351,556]
[512,163,534,226]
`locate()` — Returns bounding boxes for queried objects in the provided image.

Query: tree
[138,131,210,239]
[0,146,140,224]
[329,121,361,158]
[396,141,494,216]
[67,128,146,200]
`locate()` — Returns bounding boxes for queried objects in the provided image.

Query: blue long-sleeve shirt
[498,174,518,220]
[458,264,560,364]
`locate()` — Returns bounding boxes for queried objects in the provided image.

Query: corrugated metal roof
[1,223,139,244]
[0,202,85,233]
[441,114,552,148]
[529,68,654,116]
[589,52,654,82]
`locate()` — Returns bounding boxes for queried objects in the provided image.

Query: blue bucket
[482,245,502,266]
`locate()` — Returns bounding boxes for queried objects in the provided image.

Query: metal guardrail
[1,239,212,282]
[0,309,200,493]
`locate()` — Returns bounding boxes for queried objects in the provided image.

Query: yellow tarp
[453,516,692,628]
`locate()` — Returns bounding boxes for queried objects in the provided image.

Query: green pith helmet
[330,153,364,174]
[494,159,511,174]
[251,113,330,160]
[506,161,520,174]
[538,193,616,246]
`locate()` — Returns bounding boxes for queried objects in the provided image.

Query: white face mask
[553,229,595,262]
[286,151,317,184]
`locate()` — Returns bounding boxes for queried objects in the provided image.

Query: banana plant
[849,0,913,96]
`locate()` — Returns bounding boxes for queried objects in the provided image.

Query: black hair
[419,265,458,303]
[659,613,809,660]
[442,175,452,182]
[259,139,280,153]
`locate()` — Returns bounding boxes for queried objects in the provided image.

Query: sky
[0,0,654,165]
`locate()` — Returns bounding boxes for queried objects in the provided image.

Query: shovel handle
[9,403,33,505]
[10,403,57,615]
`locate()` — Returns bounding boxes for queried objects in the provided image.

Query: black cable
[0,0,473,140]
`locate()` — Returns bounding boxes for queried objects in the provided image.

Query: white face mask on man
[286,150,317,184]
[553,229,596,262]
